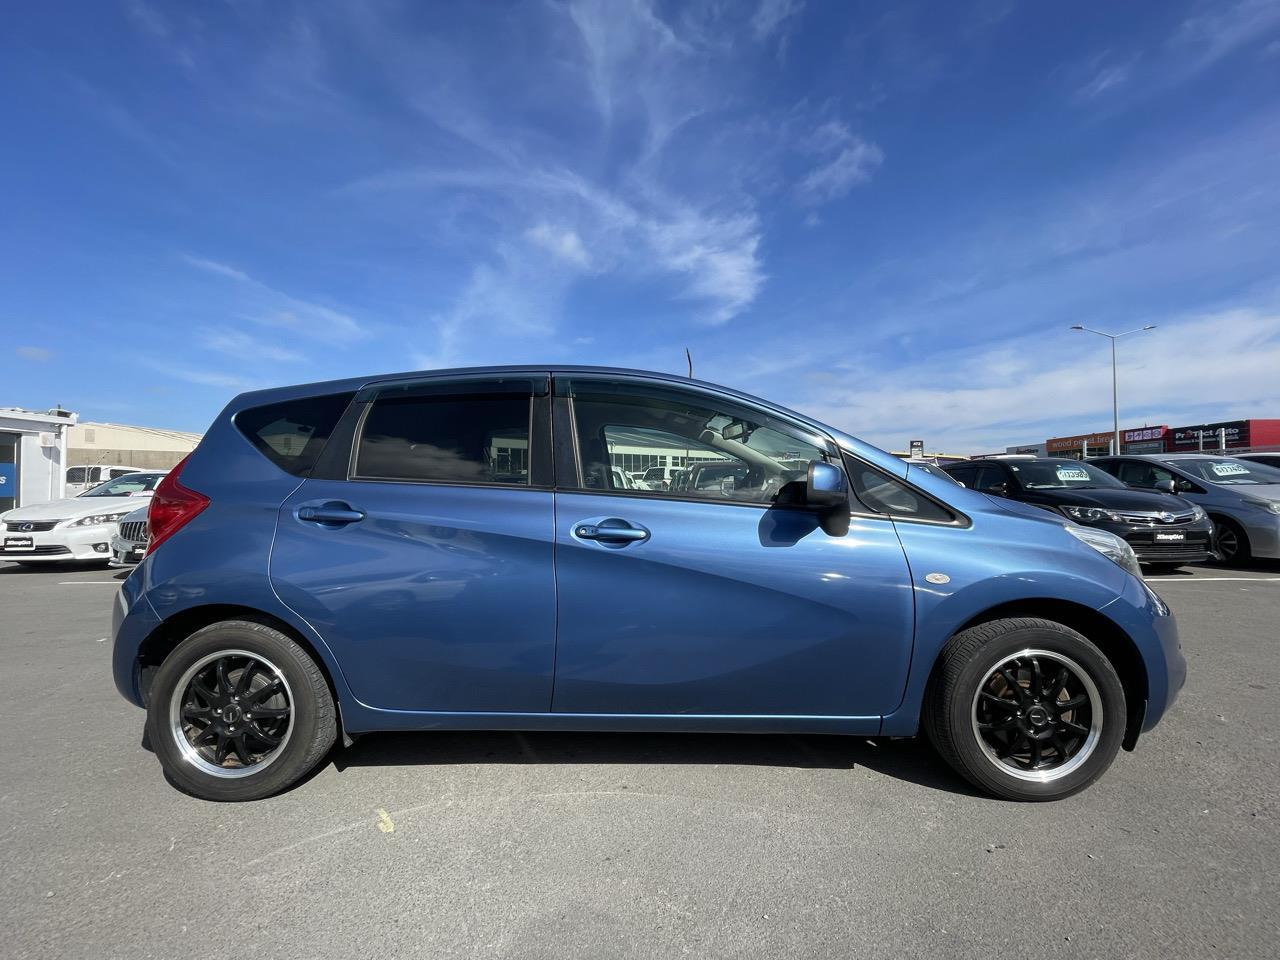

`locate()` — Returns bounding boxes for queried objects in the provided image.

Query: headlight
[66,512,133,528]
[1065,524,1143,580]
[1061,505,1122,523]
[1245,499,1280,516]
[1190,505,1207,521]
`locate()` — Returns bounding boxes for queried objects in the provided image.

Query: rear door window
[235,392,355,477]
[67,467,86,485]
[354,380,534,485]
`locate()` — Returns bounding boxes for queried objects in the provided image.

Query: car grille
[1126,540,1213,560]
[119,520,149,545]
[5,520,61,532]
[1113,510,1199,526]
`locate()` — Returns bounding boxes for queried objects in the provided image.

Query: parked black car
[943,457,1214,570]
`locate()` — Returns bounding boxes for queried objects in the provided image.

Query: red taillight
[146,454,210,555]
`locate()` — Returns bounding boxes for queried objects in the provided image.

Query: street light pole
[1069,324,1157,456]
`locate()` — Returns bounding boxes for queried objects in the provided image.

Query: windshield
[1165,458,1280,485]
[79,473,166,497]
[1008,460,1126,490]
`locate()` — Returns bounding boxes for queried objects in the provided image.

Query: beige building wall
[67,421,202,471]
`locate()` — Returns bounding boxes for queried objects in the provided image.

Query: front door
[270,375,557,713]
[549,375,915,719]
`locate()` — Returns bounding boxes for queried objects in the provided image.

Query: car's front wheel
[145,620,336,801]
[925,618,1126,801]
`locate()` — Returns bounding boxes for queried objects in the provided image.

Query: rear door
[270,374,557,713]
[549,374,915,720]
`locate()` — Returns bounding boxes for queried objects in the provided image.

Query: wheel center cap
[222,704,243,725]
[1026,705,1050,727]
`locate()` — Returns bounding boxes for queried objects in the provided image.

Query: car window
[67,467,86,484]
[1006,460,1127,490]
[974,464,1009,494]
[109,468,136,479]
[1114,460,1174,488]
[80,473,166,497]
[237,392,355,477]
[1164,457,1280,485]
[845,457,958,523]
[945,464,977,487]
[563,378,832,505]
[355,382,532,485]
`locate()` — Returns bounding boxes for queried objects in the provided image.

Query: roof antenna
[685,348,693,378]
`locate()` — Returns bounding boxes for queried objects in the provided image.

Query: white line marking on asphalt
[56,581,118,585]
[1145,577,1280,582]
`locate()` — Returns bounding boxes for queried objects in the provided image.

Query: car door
[549,374,914,721]
[270,374,557,713]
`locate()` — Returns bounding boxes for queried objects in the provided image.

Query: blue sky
[3,0,1280,451]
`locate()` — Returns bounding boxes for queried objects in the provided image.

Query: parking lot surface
[2,561,1278,959]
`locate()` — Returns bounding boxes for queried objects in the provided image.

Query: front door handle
[574,519,649,543]
[298,503,366,525]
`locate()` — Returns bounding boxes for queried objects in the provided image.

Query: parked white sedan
[0,472,166,566]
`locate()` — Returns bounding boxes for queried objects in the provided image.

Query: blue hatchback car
[112,367,1184,801]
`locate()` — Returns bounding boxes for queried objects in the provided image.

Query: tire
[145,620,336,801]
[1211,517,1250,563]
[924,618,1126,801]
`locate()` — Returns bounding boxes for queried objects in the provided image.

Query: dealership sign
[1169,420,1250,450]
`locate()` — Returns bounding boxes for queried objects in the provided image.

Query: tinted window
[974,464,1010,494]
[355,387,531,485]
[945,464,977,487]
[1007,460,1126,490]
[109,468,137,479]
[236,392,354,477]
[1114,460,1175,488]
[1164,457,1280,485]
[564,379,831,504]
[67,467,86,484]
[845,457,958,523]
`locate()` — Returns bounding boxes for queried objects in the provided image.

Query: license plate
[4,536,33,550]
[1154,532,1185,541]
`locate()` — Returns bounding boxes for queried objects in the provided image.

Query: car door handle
[298,504,366,525]
[574,520,649,543]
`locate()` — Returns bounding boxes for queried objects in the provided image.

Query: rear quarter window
[234,392,355,477]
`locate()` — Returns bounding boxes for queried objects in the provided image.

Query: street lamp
[1069,324,1157,455]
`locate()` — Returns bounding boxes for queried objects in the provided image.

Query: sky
[2,0,1280,453]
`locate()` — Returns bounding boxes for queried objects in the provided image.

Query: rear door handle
[298,504,366,525]
[574,519,649,543]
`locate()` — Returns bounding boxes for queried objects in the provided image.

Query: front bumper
[1100,574,1185,736]
[109,533,147,567]
[1088,517,1216,564]
[1,524,119,563]
[1239,513,1280,559]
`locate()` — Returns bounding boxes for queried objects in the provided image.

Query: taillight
[146,454,210,555]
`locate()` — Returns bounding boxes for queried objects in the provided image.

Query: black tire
[924,618,1126,801]
[1211,516,1250,563]
[145,620,336,801]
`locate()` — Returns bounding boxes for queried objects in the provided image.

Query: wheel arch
[931,598,1149,751]
[135,603,349,743]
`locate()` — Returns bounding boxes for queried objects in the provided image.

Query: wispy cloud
[796,121,884,205]
[525,224,592,269]
[181,254,369,343]
[199,328,305,364]
[751,0,805,42]
[16,346,53,362]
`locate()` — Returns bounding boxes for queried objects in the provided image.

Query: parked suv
[943,457,1213,571]
[112,367,1183,802]
[1091,454,1280,563]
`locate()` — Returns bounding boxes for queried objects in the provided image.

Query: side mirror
[806,460,849,508]
[1155,479,1177,495]
[984,482,1008,497]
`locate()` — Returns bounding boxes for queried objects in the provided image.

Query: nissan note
[112,367,1184,802]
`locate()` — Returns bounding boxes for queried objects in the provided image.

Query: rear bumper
[111,570,161,708]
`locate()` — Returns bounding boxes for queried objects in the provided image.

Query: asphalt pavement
[1,559,1277,959]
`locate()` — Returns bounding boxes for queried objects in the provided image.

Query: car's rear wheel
[925,618,1126,801]
[1212,517,1250,563]
[146,620,336,801]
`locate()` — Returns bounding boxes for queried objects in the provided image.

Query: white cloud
[797,309,1280,452]
[796,121,883,205]
[751,0,805,42]
[525,224,591,269]
[16,346,53,362]
[182,254,368,343]
[199,328,306,364]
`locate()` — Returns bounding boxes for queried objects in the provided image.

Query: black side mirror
[984,482,1008,497]
[1155,479,1177,495]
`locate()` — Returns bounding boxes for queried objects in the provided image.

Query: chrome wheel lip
[970,647,1103,784]
[168,648,294,780]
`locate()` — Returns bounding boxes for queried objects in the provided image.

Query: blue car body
[112,366,1184,747]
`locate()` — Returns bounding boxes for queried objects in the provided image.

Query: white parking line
[1145,576,1280,583]
[56,581,119,585]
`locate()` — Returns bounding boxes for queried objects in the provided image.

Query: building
[68,421,202,471]
[1044,418,1280,459]
[0,407,77,511]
